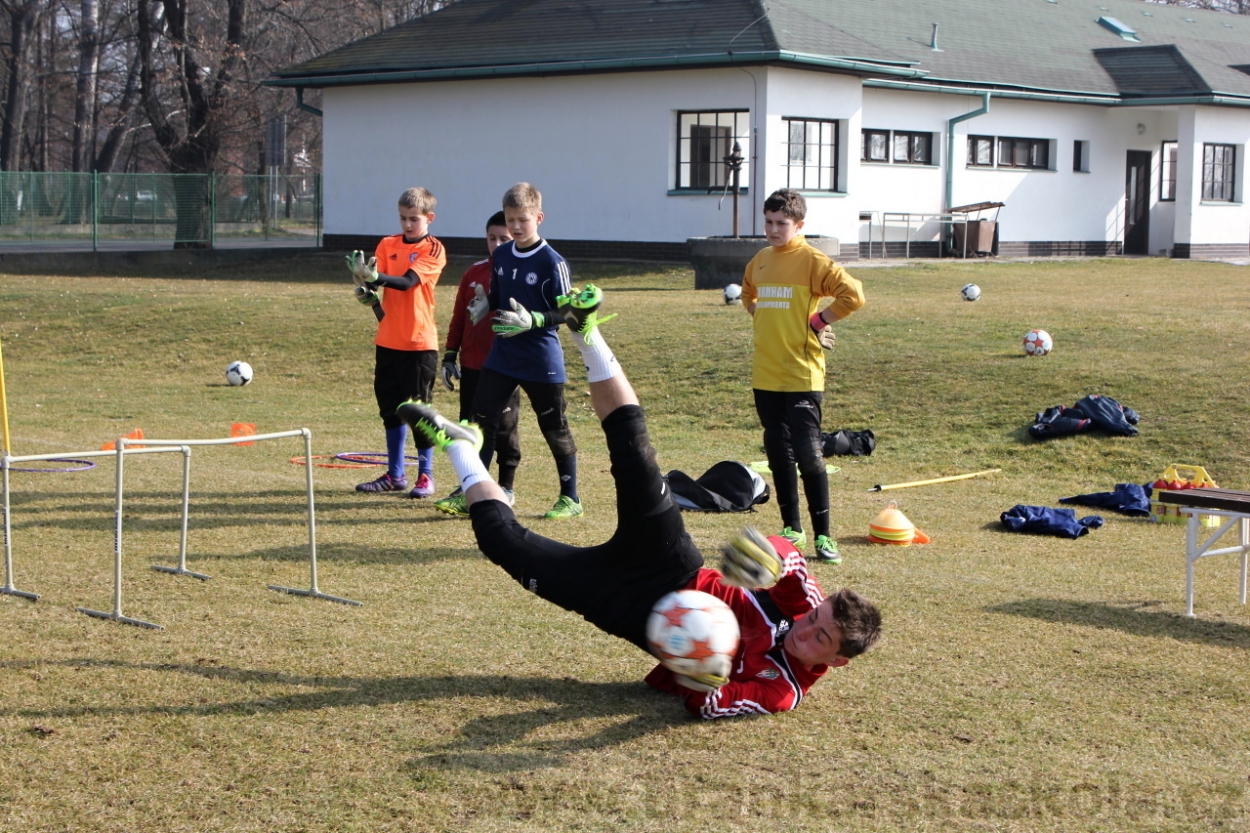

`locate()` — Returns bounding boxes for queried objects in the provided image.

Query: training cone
[230,422,257,446]
[102,428,145,451]
[868,500,928,545]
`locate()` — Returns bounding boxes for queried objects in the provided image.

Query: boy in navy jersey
[469,183,582,519]
[397,290,882,719]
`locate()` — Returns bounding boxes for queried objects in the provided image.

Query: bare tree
[72,0,98,172]
[0,0,47,171]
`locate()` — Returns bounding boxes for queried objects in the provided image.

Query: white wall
[1175,105,1250,246]
[323,69,762,244]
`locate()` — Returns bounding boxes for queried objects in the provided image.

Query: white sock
[446,441,492,491]
[573,329,618,382]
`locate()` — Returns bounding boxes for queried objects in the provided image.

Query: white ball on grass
[225,361,254,386]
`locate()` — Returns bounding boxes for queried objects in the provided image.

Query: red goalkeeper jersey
[373,233,446,351]
[443,259,496,370]
[644,537,831,719]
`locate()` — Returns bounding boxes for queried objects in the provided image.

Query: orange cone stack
[868,501,930,545]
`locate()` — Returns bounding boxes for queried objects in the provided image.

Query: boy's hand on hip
[492,298,546,337]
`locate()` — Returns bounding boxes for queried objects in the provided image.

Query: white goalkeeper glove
[346,250,379,286]
[492,298,547,337]
[354,284,380,306]
[719,526,784,590]
[809,311,836,351]
[675,672,729,693]
[467,283,490,325]
[440,350,460,391]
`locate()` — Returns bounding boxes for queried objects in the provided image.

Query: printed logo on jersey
[526,272,538,285]
[409,253,419,264]
[527,578,538,593]
[389,253,398,261]
[496,265,505,277]
[775,619,792,635]
[756,669,780,680]
[756,285,793,310]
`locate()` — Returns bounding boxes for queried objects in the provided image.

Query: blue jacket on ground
[1059,483,1151,517]
[1000,505,1105,538]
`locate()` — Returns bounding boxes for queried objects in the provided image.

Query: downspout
[296,87,322,117]
[945,92,989,210]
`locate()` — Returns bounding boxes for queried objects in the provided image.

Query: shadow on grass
[987,598,1250,648]
[0,660,685,769]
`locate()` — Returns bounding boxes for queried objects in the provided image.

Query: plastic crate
[1150,464,1219,528]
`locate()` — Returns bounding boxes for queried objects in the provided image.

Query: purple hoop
[336,452,420,466]
[6,458,97,473]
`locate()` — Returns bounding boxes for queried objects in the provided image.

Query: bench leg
[1186,514,1198,617]
[1242,517,1249,606]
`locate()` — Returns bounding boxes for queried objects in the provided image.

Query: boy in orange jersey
[347,186,447,497]
[742,189,864,564]
[434,211,522,514]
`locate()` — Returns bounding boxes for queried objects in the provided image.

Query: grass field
[1,253,1249,832]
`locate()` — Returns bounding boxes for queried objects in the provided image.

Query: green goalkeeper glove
[440,350,460,391]
[720,526,783,590]
[492,298,547,337]
[346,250,379,286]
[674,672,729,693]
[354,284,380,306]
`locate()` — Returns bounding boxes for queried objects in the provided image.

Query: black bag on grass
[665,461,770,512]
[821,429,876,457]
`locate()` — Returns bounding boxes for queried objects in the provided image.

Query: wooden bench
[1158,488,1250,616]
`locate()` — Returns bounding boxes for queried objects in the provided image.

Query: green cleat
[433,491,469,517]
[814,534,842,564]
[396,400,483,452]
[556,284,617,338]
[779,526,806,551]
[544,495,584,520]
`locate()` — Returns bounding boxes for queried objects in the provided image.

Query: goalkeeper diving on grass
[397,286,881,719]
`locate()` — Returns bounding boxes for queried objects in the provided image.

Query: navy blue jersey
[484,240,572,384]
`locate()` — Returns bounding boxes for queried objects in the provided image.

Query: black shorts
[375,346,438,428]
[469,404,703,653]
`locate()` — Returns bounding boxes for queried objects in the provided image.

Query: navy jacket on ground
[1000,505,1105,538]
[1059,483,1152,517]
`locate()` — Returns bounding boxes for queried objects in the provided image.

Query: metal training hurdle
[2,445,192,608]
[115,428,361,626]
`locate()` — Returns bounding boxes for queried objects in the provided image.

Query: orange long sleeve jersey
[741,235,864,392]
[372,233,447,351]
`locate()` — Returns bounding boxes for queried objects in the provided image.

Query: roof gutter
[868,78,1250,108]
[296,87,322,117]
[946,92,990,213]
[266,50,927,89]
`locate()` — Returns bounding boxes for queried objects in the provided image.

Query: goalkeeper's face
[784,599,850,669]
[504,206,543,248]
[400,206,434,239]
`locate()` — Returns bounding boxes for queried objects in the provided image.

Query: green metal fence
[0,172,321,248]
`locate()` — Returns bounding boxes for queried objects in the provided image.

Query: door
[1124,150,1151,255]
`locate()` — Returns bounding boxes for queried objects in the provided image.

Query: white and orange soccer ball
[1022,329,1053,356]
[646,590,740,679]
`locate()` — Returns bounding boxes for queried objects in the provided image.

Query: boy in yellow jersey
[741,189,864,564]
[347,187,447,497]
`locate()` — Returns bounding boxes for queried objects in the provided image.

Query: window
[968,135,994,167]
[862,129,889,162]
[784,118,839,191]
[997,137,1050,169]
[892,131,932,165]
[1073,140,1090,173]
[1160,141,1177,200]
[676,110,750,190]
[1202,143,1236,201]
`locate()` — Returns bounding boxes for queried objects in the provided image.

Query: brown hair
[763,188,806,221]
[503,182,542,213]
[829,588,881,658]
[399,187,436,214]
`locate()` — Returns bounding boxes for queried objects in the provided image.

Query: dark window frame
[862,128,889,163]
[675,110,750,192]
[1201,142,1235,202]
[968,135,994,167]
[996,136,1050,170]
[892,130,932,165]
[784,117,840,192]
[1160,140,1177,201]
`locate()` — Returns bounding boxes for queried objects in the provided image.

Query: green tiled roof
[270,0,1250,103]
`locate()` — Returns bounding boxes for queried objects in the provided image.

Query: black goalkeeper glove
[440,350,460,391]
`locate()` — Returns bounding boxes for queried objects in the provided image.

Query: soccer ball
[1022,329,1053,356]
[646,589,740,679]
[225,360,254,386]
[961,283,981,301]
[723,283,742,304]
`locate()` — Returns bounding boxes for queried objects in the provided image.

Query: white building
[270,0,1250,260]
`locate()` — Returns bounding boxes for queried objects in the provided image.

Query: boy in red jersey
[348,187,447,498]
[742,189,865,564]
[398,288,881,719]
[434,212,522,514]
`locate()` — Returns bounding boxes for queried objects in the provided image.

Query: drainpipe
[945,92,990,211]
[296,87,323,118]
